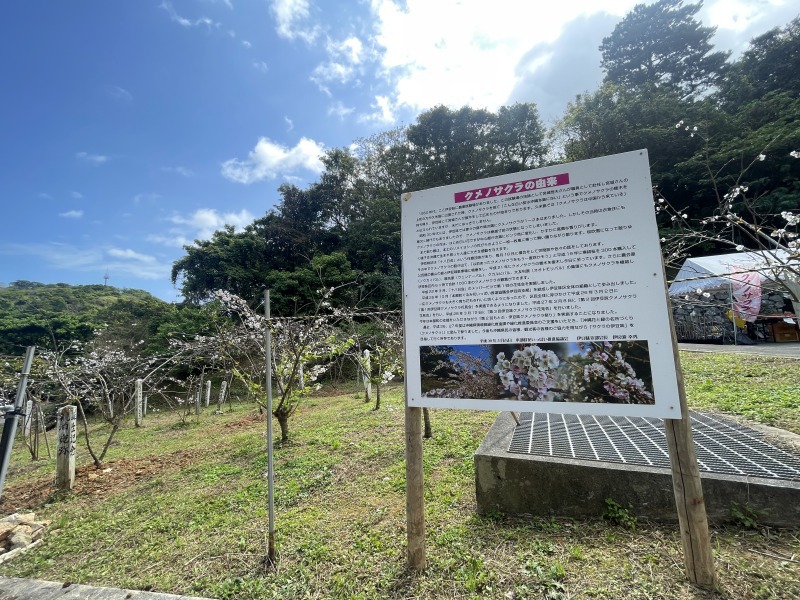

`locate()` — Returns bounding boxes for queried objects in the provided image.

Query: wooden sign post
[135,379,143,427]
[55,406,77,491]
[404,405,425,570]
[664,302,717,588]
[218,380,227,408]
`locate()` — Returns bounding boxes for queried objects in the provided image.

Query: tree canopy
[599,0,729,97]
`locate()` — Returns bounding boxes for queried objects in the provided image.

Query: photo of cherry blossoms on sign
[420,341,655,404]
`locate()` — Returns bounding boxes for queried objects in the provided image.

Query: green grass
[0,353,798,599]
[681,352,800,434]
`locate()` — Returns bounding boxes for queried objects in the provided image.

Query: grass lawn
[0,351,798,599]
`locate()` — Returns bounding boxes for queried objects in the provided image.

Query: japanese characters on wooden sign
[401,150,681,418]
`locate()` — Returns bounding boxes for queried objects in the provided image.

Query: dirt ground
[0,449,203,514]
[0,407,269,514]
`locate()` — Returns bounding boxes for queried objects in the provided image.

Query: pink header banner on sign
[454,172,570,203]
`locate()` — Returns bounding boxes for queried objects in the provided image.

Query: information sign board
[401,150,681,418]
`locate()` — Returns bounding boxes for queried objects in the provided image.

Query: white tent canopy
[668,251,789,297]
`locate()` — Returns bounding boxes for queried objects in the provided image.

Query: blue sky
[1,1,796,301]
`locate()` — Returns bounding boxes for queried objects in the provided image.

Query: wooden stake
[664,299,718,590]
[405,405,425,570]
[135,379,143,427]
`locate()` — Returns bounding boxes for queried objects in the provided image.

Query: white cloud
[338,36,363,64]
[368,0,639,115]
[107,248,157,263]
[507,13,619,122]
[161,166,195,177]
[270,0,319,42]
[328,101,355,120]
[358,95,395,124]
[284,116,294,131]
[149,208,255,247]
[253,61,269,73]
[312,62,352,87]
[71,191,83,199]
[59,210,84,218]
[76,151,108,164]
[105,85,133,103]
[311,36,365,90]
[242,39,252,48]
[38,192,53,200]
[160,1,217,29]
[361,0,798,122]
[700,0,797,56]
[221,137,325,184]
[704,0,795,35]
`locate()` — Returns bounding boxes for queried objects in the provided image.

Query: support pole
[665,297,717,590]
[0,346,35,497]
[405,405,425,570]
[264,290,276,567]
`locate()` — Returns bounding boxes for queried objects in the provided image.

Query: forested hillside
[0,282,207,355]
[171,3,800,315]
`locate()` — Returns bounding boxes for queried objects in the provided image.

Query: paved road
[0,577,215,600]
[679,342,800,359]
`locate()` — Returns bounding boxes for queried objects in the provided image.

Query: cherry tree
[211,290,353,441]
[41,336,177,467]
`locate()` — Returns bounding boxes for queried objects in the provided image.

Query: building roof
[668,251,791,297]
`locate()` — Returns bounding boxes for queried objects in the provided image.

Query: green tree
[599,0,729,97]
[407,105,499,187]
[170,225,268,305]
[493,102,549,172]
[720,17,800,108]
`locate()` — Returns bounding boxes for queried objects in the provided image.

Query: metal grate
[508,411,800,482]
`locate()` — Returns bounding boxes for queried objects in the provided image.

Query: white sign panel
[402,150,681,418]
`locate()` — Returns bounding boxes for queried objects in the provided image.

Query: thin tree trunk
[276,413,289,442]
[75,400,102,468]
[97,420,122,464]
